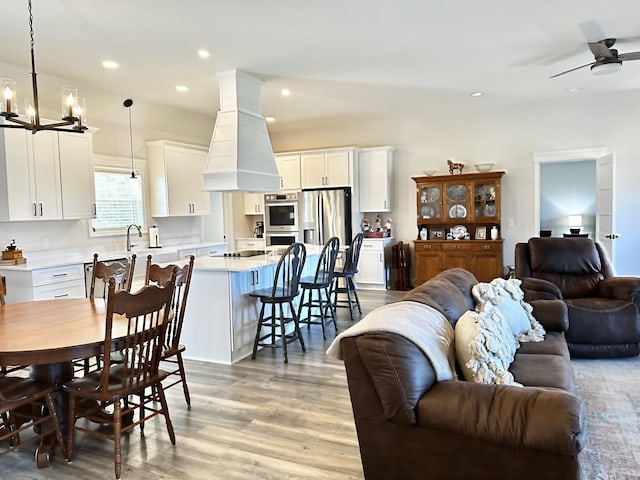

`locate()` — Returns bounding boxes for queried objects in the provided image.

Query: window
[91,168,144,234]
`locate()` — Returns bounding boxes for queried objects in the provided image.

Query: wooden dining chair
[76,253,138,375]
[64,276,177,480]
[0,275,5,305]
[249,243,307,363]
[1,373,67,467]
[144,254,195,407]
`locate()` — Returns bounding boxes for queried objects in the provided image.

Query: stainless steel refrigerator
[300,187,352,246]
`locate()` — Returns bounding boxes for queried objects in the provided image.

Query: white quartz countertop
[193,244,324,272]
[0,242,227,271]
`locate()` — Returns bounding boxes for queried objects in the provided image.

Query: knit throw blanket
[326,301,456,382]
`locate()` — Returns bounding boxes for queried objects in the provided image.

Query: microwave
[264,192,299,232]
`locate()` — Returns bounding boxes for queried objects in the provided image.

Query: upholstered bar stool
[298,237,340,339]
[249,243,306,363]
[332,233,364,322]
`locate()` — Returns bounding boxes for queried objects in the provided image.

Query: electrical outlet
[507,218,515,228]
[41,236,49,248]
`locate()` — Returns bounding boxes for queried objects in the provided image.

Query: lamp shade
[568,215,583,227]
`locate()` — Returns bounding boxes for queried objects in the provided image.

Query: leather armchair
[515,237,640,357]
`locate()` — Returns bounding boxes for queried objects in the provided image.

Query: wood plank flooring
[2,289,405,479]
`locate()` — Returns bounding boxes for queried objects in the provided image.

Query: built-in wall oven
[265,231,301,247]
[264,192,300,246]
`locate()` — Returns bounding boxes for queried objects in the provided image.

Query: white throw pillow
[472,278,545,343]
[454,305,521,386]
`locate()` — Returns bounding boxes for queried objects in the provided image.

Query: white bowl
[474,162,495,172]
[423,169,437,176]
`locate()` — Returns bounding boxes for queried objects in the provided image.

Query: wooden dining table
[0,297,129,466]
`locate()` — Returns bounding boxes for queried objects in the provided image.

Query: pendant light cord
[124,99,135,178]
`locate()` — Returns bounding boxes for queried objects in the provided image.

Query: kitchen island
[181,245,323,364]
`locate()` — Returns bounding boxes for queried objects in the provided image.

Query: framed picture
[430,228,444,240]
[475,226,487,240]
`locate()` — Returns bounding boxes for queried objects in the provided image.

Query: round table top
[0,297,128,366]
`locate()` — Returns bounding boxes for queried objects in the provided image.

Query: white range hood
[202,70,281,192]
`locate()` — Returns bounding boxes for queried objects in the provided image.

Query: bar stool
[331,233,364,322]
[249,243,307,363]
[298,237,340,339]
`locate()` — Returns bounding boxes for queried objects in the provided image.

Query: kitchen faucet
[126,224,143,252]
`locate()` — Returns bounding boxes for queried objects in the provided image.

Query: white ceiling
[3,0,640,133]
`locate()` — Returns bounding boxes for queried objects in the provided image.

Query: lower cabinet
[413,240,503,285]
[236,238,266,251]
[0,263,86,303]
[355,237,393,290]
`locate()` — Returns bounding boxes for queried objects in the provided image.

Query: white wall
[270,90,640,275]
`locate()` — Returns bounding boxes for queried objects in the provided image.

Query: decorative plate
[446,184,467,201]
[451,225,467,239]
[448,204,467,219]
[421,205,436,219]
[484,203,496,217]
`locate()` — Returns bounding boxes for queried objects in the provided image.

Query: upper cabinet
[358,146,394,212]
[275,153,301,191]
[147,140,211,217]
[414,171,503,226]
[59,132,95,220]
[0,126,95,222]
[301,148,353,189]
[243,192,264,215]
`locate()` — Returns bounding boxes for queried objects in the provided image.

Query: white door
[596,153,616,267]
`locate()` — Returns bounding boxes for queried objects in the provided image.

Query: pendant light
[123,98,136,179]
[0,0,87,134]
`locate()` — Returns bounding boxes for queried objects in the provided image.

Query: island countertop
[192,244,325,272]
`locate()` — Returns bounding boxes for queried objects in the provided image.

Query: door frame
[532,146,615,264]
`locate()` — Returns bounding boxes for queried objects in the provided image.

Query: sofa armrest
[598,277,640,308]
[529,299,569,332]
[520,277,563,302]
[418,381,585,456]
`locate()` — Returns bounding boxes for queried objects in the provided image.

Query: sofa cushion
[516,331,570,358]
[472,277,545,343]
[454,306,520,385]
[509,353,575,392]
[403,277,471,327]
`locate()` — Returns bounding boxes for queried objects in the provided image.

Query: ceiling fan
[550,38,640,78]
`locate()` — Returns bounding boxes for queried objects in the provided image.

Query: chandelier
[0,0,87,134]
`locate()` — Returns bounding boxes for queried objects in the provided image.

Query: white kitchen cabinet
[59,132,96,219]
[0,128,63,221]
[359,146,394,212]
[147,140,211,217]
[355,237,393,290]
[301,148,353,188]
[196,244,228,257]
[0,263,86,303]
[275,153,301,191]
[243,192,264,215]
[236,238,266,250]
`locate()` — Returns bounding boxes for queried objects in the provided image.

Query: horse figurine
[447,159,464,175]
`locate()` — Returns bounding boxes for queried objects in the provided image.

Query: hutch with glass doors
[412,171,505,285]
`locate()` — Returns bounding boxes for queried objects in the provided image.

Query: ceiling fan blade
[588,41,615,59]
[549,61,595,78]
[579,20,606,43]
[619,51,640,61]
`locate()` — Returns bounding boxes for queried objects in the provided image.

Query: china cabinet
[147,140,211,217]
[358,146,394,212]
[412,171,505,284]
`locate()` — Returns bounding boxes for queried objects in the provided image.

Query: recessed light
[198,49,210,59]
[102,60,119,69]
[470,91,484,97]
[567,87,582,93]
[265,116,275,123]
[176,85,189,92]
[281,88,291,97]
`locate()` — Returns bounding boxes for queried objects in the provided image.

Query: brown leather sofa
[515,237,640,357]
[340,268,585,480]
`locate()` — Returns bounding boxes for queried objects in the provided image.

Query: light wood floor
[2,289,405,479]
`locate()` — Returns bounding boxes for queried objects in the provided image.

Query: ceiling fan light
[591,62,622,75]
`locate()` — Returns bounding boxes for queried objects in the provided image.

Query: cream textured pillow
[472,278,545,343]
[454,305,521,386]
